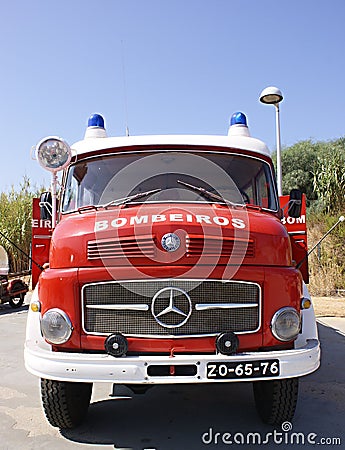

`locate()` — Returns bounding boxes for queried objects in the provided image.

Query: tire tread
[253,378,299,425]
[41,378,92,429]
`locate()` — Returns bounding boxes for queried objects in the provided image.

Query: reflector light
[230,112,247,126]
[36,137,72,172]
[88,113,105,128]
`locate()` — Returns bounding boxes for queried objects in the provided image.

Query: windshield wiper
[177,180,238,207]
[77,205,99,213]
[103,188,162,208]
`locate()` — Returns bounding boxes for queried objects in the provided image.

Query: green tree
[275,137,345,213]
[273,140,320,201]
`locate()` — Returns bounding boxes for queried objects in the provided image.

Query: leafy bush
[0,177,41,273]
[313,139,345,213]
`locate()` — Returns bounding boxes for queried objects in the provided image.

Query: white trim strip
[86,304,149,311]
[195,303,258,311]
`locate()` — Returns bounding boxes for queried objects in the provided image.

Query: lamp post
[259,86,284,197]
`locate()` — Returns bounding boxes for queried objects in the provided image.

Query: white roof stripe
[71,134,271,157]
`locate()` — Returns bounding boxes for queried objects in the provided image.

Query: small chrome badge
[161,233,181,252]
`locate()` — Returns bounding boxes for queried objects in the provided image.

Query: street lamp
[259,86,284,197]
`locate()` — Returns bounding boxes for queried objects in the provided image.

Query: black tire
[9,293,25,308]
[253,377,299,425]
[41,378,93,429]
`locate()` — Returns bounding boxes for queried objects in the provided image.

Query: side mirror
[39,192,52,221]
[288,189,302,218]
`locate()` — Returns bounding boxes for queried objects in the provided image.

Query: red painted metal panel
[279,195,309,283]
[31,198,52,288]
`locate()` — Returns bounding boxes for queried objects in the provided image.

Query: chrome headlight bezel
[271,307,301,342]
[36,137,72,172]
[40,308,73,345]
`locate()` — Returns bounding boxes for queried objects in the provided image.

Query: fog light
[105,333,128,357]
[216,332,239,355]
[41,309,73,344]
[271,307,301,342]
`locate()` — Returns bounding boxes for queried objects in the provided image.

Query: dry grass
[312,297,345,318]
[307,217,345,296]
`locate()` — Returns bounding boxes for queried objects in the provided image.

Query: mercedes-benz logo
[161,233,181,252]
[151,287,192,328]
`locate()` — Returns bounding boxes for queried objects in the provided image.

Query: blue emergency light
[230,112,247,127]
[88,113,105,128]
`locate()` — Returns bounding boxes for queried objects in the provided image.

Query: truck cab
[25,112,320,429]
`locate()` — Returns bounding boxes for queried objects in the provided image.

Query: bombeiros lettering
[31,218,52,229]
[94,214,246,232]
[281,214,306,225]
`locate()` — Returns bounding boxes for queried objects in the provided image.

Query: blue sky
[0,0,344,192]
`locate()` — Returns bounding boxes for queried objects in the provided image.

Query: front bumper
[24,338,320,384]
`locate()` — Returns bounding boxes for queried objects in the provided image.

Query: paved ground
[0,301,344,450]
[317,317,345,335]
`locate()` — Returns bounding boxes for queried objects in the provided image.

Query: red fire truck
[24,112,320,429]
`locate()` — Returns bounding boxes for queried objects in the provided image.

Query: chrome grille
[82,279,260,337]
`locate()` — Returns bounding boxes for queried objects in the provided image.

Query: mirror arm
[39,201,52,217]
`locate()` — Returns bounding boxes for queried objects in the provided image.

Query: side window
[80,186,96,207]
[62,163,99,211]
[241,183,254,204]
[62,170,79,211]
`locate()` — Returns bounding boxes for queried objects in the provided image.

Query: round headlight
[41,309,73,344]
[36,137,72,172]
[271,307,301,342]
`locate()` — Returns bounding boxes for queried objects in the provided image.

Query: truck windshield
[62,150,278,212]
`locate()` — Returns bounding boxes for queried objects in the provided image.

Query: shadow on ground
[0,303,28,316]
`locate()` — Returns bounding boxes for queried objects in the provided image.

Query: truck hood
[49,203,291,270]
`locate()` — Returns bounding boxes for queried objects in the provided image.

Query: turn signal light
[30,301,41,312]
[301,298,312,310]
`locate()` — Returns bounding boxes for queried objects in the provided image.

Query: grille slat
[186,235,255,257]
[88,235,156,259]
[82,280,260,337]
[87,235,254,260]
